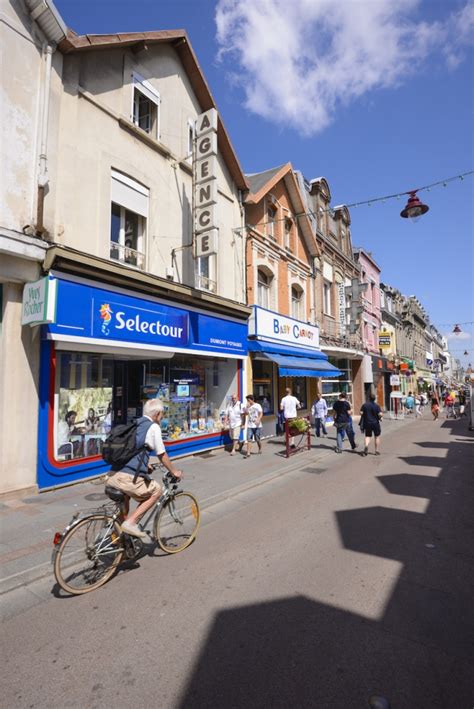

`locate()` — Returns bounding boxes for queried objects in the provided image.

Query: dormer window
[132,72,160,138]
[284,217,292,249]
[267,203,277,239]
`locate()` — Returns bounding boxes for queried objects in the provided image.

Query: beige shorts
[105,472,161,501]
[230,426,241,441]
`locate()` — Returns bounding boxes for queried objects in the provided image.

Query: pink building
[353,248,383,399]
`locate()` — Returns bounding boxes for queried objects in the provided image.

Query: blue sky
[55,0,474,365]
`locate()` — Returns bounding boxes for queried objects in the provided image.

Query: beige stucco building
[1,3,250,494]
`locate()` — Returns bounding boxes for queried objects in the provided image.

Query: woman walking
[430,393,440,420]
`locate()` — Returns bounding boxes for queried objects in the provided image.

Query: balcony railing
[320,314,363,349]
[110,241,145,270]
[195,273,217,293]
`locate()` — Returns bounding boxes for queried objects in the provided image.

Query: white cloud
[215,0,474,135]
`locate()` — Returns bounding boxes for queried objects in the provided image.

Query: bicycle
[52,466,200,595]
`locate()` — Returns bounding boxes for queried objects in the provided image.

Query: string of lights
[239,169,473,232]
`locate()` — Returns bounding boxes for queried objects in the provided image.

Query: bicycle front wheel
[54,514,124,595]
[154,492,200,554]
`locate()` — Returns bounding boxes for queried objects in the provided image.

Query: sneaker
[351,444,358,450]
[335,448,342,454]
[362,446,368,457]
[121,521,147,539]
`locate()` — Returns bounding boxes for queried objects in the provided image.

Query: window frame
[257,268,272,309]
[323,280,332,316]
[131,72,161,139]
[291,284,304,320]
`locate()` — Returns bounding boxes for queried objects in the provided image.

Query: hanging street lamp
[453,324,462,334]
[400,190,430,221]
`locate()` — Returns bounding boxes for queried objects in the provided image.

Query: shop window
[110,170,148,270]
[252,359,274,414]
[55,353,114,462]
[257,268,272,309]
[291,285,303,320]
[132,72,160,138]
[321,357,352,412]
[142,354,238,440]
[284,377,307,409]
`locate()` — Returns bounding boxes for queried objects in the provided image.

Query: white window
[291,286,303,320]
[284,218,292,250]
[187,119,195,163]
[132,72,160,138]
[257,269,272,309]
[196,255,216,293]
[266,204,277,239]
[323,281,332,315]
[110,171,148,269]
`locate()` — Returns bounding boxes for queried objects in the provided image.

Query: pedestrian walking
[445,393,457,419]
[458,390,467,417]
[430,393,440,420]
[280,387,301,448]
[340,415,357,450]
[311,394,328,438]
[404,391,415,415]
[243,394,263,458]
[360,394,383,456]
[416,392,426,418]
[224,393,243,455]
[332,392,353,454]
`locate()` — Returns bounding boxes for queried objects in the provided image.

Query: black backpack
[102,422,145,471]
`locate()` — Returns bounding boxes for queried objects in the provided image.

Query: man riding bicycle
[105,399,182,538]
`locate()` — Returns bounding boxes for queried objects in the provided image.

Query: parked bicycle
[52,465,200,595]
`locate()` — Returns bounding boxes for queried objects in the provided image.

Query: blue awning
[263,353,342,378]
[248,339,327,360]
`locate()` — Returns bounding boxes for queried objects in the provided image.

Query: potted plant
[288,417,310,435]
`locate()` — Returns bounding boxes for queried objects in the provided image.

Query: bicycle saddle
[105,486,126,503]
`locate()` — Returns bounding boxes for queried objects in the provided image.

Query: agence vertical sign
[193,108,218,257]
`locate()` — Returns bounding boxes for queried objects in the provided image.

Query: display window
[252,359,274,414]
[142,354,239,441]
[321,358,353,410]
[55,352,113,461]
[54,351,240,461]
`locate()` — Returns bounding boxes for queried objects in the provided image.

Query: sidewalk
[0,419,408,595]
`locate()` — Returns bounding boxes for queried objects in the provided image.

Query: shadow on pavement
[178,425,474,708]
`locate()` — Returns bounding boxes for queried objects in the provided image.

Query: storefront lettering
[273,318,314,341]
[115,311,184,339]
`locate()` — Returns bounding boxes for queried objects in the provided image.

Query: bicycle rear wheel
[154,492,200,553]
[54,514,124,595]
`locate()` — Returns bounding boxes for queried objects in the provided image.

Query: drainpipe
[36,43,53,236]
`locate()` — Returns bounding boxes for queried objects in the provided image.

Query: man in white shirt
[280,388,301,447]
[224,393,243,455]
[311,394,328,437]
[243,394,263,458]
[105,399,182,538]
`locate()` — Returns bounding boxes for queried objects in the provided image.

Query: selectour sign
[249,306,320,350]
[194,108,218,257]
[22,277,57,326]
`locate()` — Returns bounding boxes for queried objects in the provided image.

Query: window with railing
[110,170,148,270]
[196,256,217,293]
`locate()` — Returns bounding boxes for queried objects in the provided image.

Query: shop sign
[379,329,391,348]
[390,375,400,385]
[46,279,248,356]
[22,277,57,326]
[248,306,320,349]
[426,351,433,366]
[338,283,346,337]
[193,109,218,255]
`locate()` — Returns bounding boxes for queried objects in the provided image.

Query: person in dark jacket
[360,394,383,456]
